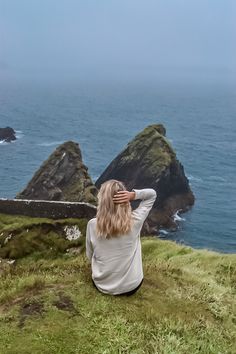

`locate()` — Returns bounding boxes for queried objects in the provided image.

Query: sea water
[0,79,235,253]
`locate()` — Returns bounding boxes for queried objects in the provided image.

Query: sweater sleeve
[131,188,157,223]
[86,220,93,262]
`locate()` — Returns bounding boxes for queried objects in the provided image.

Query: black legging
[92,278,143,296]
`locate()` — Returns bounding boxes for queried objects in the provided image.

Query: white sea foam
[173,210,186,222]
[187,174,203,183]
[15,133,24,139]
[11,129,24,140]
[159,229,169,236]
[0,140,16,145]
[37,141,64,147]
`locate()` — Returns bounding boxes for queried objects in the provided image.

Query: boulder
[95,124,194,234]
[16,141,98,204]
[0,127,16,142]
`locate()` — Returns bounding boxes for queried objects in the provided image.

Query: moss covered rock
[95,124,194,234]
[0,213,87,259]
[16,141,98,204]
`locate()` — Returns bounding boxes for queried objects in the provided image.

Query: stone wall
[0,198,96,219]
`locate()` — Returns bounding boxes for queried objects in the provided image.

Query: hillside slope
[0,213,235,354]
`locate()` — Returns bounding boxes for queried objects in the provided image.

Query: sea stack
[95,124,195,234]
[16,141,98,204]
[0,127,16,143]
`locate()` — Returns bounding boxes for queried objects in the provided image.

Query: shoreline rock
[95,124,195,234]
[15,141,98,204]
[0,127,16,143]
[13,124,194,235]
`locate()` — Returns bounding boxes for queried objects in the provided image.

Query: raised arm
[131,188,157,223]
[112,187,157,223]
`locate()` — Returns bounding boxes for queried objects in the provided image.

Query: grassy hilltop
[0,213,236,354]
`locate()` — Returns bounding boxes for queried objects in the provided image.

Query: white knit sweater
[86,188,157,295]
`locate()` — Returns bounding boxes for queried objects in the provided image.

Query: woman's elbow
[151,189,157,198]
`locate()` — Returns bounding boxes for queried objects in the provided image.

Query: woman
[86,179,157,296]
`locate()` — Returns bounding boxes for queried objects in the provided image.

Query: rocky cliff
[16,141,98,204]
[0,127,16,142]
[95,124,194,234]
[15,125,194,234]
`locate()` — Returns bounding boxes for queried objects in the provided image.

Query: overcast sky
[1,0,235,82]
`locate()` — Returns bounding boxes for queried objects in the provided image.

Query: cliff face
[0,127,16,142]
[15,125,194,234]
[95,124,194,234]
[16,141,98,204]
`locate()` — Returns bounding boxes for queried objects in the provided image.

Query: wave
[173,210,186,222]
[37,141,64,147]
[187,174,203,183]
[0,139,19,145]
[15,131,24,139]
[206,176,227,183]
[188,174,228,184]
[159,229,169,236]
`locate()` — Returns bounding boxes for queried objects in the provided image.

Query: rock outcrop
[14,125,194,235]
[95,124,194,234]
[0,127,16,142]
[16,141,98,204]
[0,214,88,259]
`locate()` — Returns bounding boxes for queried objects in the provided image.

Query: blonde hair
[96,179,132,238]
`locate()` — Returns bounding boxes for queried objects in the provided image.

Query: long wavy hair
[96,179,133,238]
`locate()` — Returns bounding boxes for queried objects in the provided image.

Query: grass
[0,213,236,353]
[0,213,87,259]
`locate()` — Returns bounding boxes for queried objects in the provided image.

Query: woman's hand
[113,190,135,204]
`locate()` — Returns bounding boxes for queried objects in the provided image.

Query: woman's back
[86,188,157,295]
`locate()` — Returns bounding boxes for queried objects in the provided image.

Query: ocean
[0,79,235,253]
